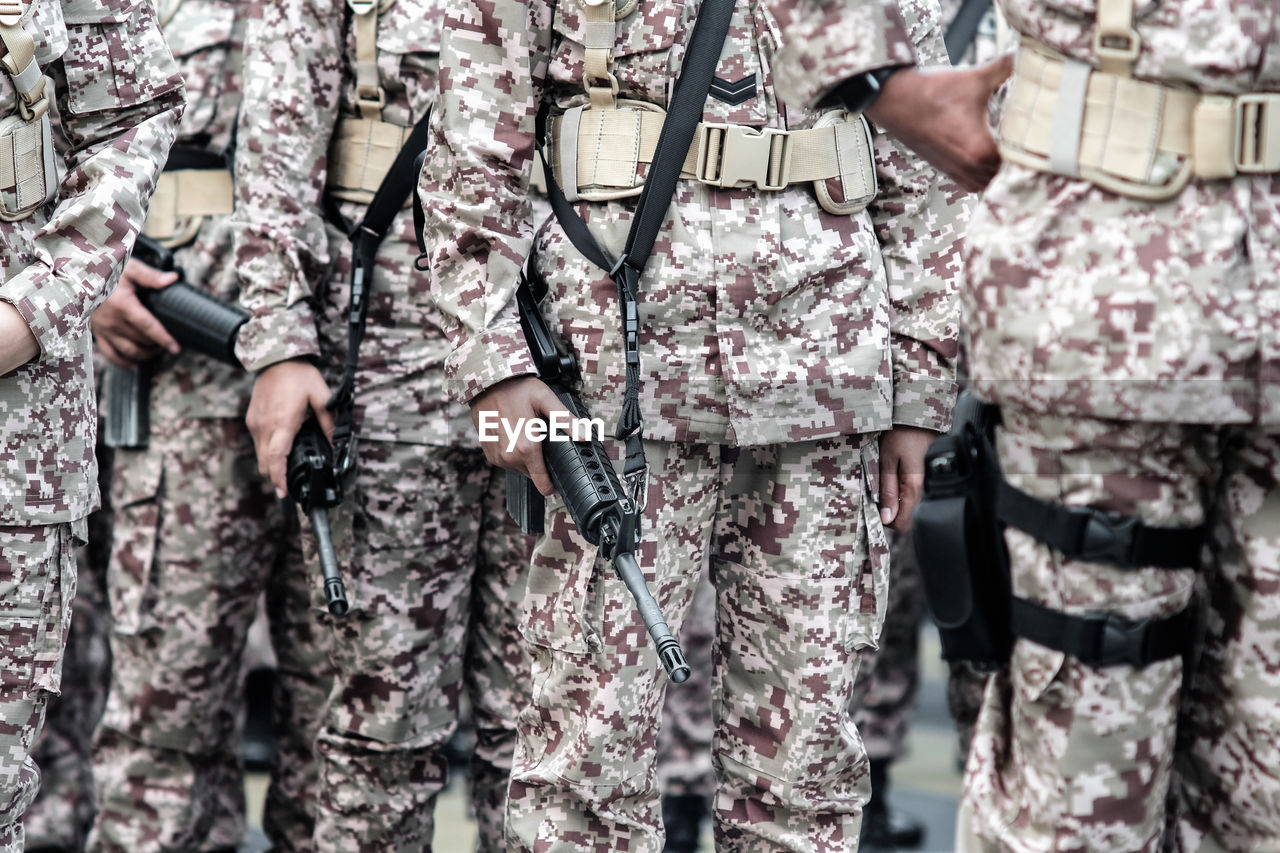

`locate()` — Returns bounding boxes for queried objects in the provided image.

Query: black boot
[861,758,925,851]
[662,793,708,853]
[241,667,276,771]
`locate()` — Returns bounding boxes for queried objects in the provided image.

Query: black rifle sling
[329,106,434,475]
[944,0,993,64]
[537,0,738,525]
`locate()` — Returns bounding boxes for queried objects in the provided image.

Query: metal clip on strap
[1010,597,1193,668]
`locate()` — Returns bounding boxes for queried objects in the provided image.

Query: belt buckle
[1233,93,1280,174]
[1068,505,1137,566]
[1083,611,1148,668]
[694,123,789,191]
[0,1,22,27]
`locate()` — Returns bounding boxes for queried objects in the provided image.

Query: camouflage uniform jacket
[421,0,966,447]
[132,0,247,421]
[233,0,470,446]
[0,0,182,526]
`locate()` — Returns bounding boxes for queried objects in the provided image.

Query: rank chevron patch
[709,74,757,106]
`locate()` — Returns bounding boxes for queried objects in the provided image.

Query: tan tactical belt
[1000,41,1280,201]
[546,103,878,215]
[328,116,415,206]
[142,168,234,244]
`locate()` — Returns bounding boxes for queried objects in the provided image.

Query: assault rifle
[506,263,690,683]
[101,234,350,618]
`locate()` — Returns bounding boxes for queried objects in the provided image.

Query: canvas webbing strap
[0,1,46,122]
[348,0,385,120]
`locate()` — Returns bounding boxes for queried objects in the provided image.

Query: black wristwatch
[837,65,909,114]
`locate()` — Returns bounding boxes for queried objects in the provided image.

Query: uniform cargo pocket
[105,448,164,635]
[0,523,76,700]
[519,493,602,655]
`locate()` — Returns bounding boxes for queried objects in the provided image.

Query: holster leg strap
[996,479,1205,569]
[1011,597,1194,668]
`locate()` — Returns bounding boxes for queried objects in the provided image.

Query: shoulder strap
[348,0,385,120]
[0,2,47,121]
[1094,0,1139,76]
[327,106,434,475]
[944,0,991,65]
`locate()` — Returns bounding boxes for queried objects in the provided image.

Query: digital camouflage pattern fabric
[851,530,926,763]
[232,1,533,849]
[84,4,332,850]
[0,2,183,850]
[420,0,967,848]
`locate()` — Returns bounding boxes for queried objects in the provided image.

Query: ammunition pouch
[915,392,1206,669]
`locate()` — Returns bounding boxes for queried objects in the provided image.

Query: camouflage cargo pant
[946,661,989,763]
[656,562,714,799]
[22,446,113,852]
[88,417,330,853]
[657,529,922,795]
[507,434,889,853]
[851,529,925,762]
[960,409,1280,852]
[310,440,532,853]
[0,522,82,853]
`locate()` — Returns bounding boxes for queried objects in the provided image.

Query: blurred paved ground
[243,628,964,852]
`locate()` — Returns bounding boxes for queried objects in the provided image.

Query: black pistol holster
[913,393,1012,668]
[914,392,1205,670]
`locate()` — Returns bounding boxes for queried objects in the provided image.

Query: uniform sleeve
[230,0,341,373]
[2,1,184,364]
[416,0,549,405]
[868,0,968,432]
[769,0,918,110]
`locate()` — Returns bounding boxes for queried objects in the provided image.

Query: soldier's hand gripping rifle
[103,234,250,449]
[286,417,350,617]
[506,265,690,684]
[104,235,351,618]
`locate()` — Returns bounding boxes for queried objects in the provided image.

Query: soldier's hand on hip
[867,55,1013,193]
[0,302,39,376]
[470,375,570,497]
[878,425,938,533]
[247,359,336,498]
[91,258,181,367]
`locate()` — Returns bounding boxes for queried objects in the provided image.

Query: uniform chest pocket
[61,0,180,114]
[161,1,236,138]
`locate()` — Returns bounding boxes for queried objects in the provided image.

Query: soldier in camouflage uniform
[232,2,533,850]
[0,0,183,851]
[420,0,968,848]
[82,4,333,851]
[784,0,1280,849]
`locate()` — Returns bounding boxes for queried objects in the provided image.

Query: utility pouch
[0,108,55,221]
[913,392,1013,668]
[811,111,877,216]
